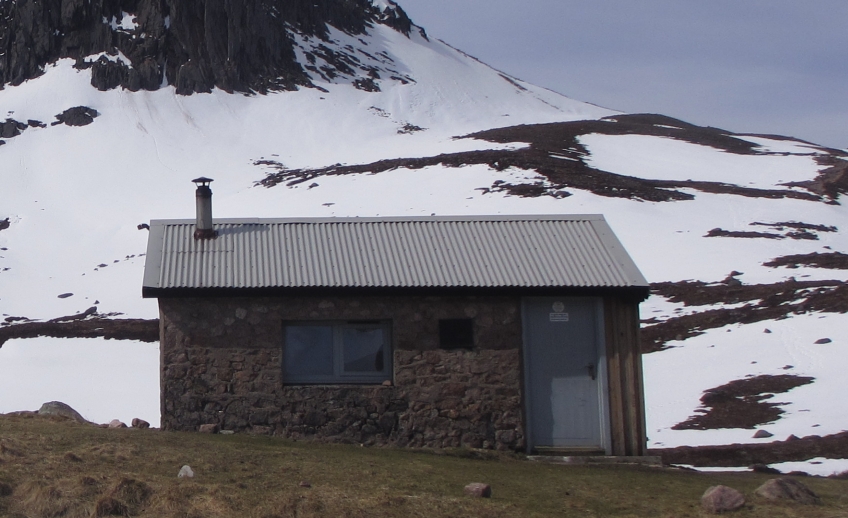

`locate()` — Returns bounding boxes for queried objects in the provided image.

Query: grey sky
[397,0,847,149]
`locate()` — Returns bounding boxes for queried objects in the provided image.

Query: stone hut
[142,182,650,454]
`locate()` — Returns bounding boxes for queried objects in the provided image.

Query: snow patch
[645,313,848,449]
[769,457,848,477]
[734,135,824,155]
[370,0,397,11]
[578,133,824,189]
[105,12,138,32]
[83,51,132,66]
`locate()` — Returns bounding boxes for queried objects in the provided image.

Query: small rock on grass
[701,485,745,513]
[755,478,820,504]
[299,481,311,488]
[464,482,492,498]
[108,419,127,429]
[198,423,219,434]
[178,465,194,478]
[131,418,150,429]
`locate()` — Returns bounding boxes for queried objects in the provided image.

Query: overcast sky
[398,0,847,150]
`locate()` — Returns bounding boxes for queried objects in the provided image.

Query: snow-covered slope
[0,23,611,321]
[1,0,847,475]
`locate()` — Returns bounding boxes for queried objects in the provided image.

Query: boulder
[178,465,195,478]
[37,401,88,424]
[754,478,820,504]
[464,482,492,498]
[199,423,220,434]
[701,485,745,513]
[752,429,773,439]
[108,419,128,429]
[131,418,150,429]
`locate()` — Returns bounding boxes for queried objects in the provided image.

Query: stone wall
[159,295,525,450]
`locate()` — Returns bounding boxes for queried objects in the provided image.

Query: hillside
[1,414,847,517]
[1,0,847,474]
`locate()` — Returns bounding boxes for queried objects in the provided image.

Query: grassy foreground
[0,415,847,517]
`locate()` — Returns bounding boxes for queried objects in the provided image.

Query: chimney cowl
[193,177,216,239]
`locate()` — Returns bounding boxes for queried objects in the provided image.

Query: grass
[1,415,847,517]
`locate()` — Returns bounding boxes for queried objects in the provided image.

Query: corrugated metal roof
[142,215,648,292]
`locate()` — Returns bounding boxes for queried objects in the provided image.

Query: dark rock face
[91,56,129,91]
[54,106,100,126]
[0,0,414,94]
[0,119,26,138]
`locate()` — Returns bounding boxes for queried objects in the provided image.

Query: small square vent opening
[439,319,474,349]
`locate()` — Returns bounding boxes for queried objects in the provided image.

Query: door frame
[521,296,612,454]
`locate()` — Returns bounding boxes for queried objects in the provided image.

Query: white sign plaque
[550,301,569,322]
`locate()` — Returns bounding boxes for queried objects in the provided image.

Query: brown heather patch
[764,252,848,270]
[641,278,848,352]
[672,375,816,431]
[0,317,158,348]
[654,431,848,470]
[255,114,848,206]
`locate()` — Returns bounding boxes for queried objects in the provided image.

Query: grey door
[522,297,606,451]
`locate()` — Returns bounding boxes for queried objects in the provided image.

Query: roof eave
[143,284,651,301]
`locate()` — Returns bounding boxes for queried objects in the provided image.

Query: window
[439,318,474,349]
[283,321,391,383]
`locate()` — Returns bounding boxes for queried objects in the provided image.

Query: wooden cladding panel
[604,297,647,456]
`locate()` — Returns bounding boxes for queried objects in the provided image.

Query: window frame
[282,320,392,384]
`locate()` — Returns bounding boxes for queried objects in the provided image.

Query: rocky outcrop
[54,107,100,127]
[0,0,415,94]
[37,401,89,424]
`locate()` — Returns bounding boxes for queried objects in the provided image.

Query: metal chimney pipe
[192,177,216,239]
